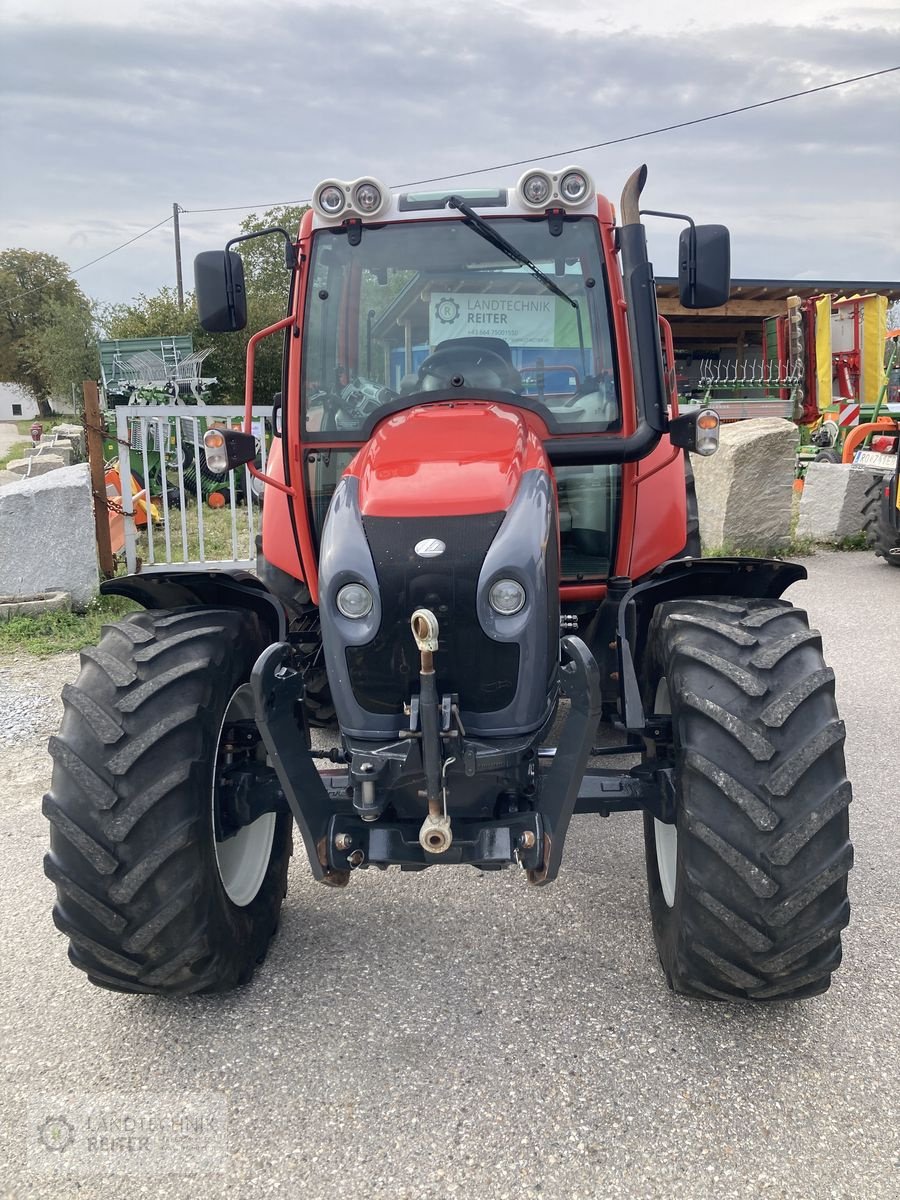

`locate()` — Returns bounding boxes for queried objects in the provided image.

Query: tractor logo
[415,538,446,558]
[38,1116,75,1153]
[434,298,460,325]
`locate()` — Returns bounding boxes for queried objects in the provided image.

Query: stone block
[0,469,20,490]
[796,463,875,542]
[6,453,66,477]
[0,463,99,608]
[27,440,73,466]
[692,417,799,553]
[52,425,86,458]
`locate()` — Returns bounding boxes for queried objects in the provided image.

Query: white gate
[114,405,274,575]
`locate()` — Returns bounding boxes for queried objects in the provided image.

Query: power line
[181,64,900,215]
[7,62,898,300]
[4,214,173,304]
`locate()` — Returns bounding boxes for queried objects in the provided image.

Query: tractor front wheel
[44,608,292,995]
[641,597,852,1000]
[862,473,900,566]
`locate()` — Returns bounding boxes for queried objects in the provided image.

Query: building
[657,277,900,394]
[0,382,38,421]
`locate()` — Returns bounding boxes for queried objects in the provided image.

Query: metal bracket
[527,635,602,885]
[250,642,349,886]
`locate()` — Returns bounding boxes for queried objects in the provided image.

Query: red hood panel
[349,402,549,517]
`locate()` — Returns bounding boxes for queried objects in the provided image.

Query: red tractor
[45,166,852,1000]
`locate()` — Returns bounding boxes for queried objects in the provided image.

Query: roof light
[518,171,553,209]
[312,176,390,221]
[313,181,347,218]
[516,166,594,211]
[353,180,384,215]
[559,169,590,205]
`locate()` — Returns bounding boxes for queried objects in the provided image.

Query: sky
[1,0,899,308]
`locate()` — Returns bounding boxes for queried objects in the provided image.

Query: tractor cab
[299,181,622,580]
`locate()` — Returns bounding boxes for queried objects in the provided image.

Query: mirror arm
[225,226,299,270]
[640,209,697,304]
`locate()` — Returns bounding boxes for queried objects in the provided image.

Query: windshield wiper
[448,195,587,375]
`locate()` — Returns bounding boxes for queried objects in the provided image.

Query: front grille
[347,513,519,715]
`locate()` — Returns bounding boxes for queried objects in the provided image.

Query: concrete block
[0,463,99,608]
[796,463,875,542]
[0,589,71,621]
[53,425,86,458]
[0,470,20,490]
[692,417,799,553]
[26,440,73,466]
[6,453,67,477]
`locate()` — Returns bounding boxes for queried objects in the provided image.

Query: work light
[559,169,591,205]
[313,181,347,218]
[518,171,553,209]
[353,181,382,214]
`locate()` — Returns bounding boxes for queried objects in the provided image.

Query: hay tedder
[44,166,852,1000]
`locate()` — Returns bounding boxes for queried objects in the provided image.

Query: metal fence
[114,405,273,575]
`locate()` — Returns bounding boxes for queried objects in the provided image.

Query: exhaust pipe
[411,609,453,854]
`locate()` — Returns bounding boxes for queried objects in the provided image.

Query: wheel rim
[212,684,276,907]
[652,677,678,908]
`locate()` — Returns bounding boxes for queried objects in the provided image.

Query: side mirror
[678,224,730,309]
[194,250,248,332]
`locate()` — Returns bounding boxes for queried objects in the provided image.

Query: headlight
[336,582,374,619]
[518,171,553,209]
[559,168,590,205]
[353,181,382,213]
[313,181,347,218]
[489,578,526,615]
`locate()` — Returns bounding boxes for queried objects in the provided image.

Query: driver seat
[432,337,522,391]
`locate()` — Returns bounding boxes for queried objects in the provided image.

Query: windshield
[301,216,619,437]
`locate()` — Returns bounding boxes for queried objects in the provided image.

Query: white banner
[429,293,555,347]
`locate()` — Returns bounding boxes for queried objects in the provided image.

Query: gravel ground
[1,550,898,1199]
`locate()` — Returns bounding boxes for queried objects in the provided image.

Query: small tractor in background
[44,165,853,1002]
[860,331,900,564]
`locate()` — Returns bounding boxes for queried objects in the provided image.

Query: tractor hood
[347,402,549,518]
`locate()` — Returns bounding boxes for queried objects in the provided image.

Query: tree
[0,249,94,415]
[98,206,309,406]
[30,298,100,408]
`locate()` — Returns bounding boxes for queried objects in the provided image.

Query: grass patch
[0,594,141,657]
[833,532,869,551]
[702,536,818,559]
[0,439,31,471]
[134,502,255,566]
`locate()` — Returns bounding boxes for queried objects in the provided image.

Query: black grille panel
[347,513,519,715]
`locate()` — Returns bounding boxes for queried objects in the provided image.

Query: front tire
[641,597,852,1000]
[862,472,900,566]
[44,608,292,995]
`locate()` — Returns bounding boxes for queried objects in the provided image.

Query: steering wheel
[417,346,519,392]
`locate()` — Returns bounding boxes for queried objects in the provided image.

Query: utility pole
[173,202,184,311]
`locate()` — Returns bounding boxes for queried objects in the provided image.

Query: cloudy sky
[1,0,898,306]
